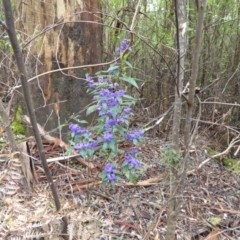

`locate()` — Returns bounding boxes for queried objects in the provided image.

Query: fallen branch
[69,177,163,191]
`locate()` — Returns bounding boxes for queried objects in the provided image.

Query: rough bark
[184,0,206,148]
[166,1,206,239]
[171,0,187,149]
[166,0,187,239]
[14,0,102,137]
[2,0,62,212]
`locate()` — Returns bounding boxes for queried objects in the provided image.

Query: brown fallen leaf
[121,177,162,186]
[204,228,220,240]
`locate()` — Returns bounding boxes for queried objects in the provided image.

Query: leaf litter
[0,133,239,239]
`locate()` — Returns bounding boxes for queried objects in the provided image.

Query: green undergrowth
[203,146,240,172]
[11,106,25,135]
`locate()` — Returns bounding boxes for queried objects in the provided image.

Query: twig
[22,115,95,169]
[144,105,174,131]
[0,19,9,31]
[198,136,240,168]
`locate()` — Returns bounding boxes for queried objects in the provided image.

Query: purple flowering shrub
[68,39,144,185]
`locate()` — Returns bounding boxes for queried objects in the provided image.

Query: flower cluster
[74,140,97,151]
[92,77,134,144]
[69,122,88,135]
[86,76,95,89]
[115,39,130,55]
[69,122,97,157]
[125,129,144,141]
[104,163,116,182]
[124,153,141,169]
[69,38,144,185]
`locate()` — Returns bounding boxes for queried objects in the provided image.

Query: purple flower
[125,130,144,141]
[123,108,132,114]
[109,83,119,89]
[103,132,114,142]
[117,115,128,124]
[107,173,116,182]
[107,119,117,126]
[74,143,84,151]
[74,140,97,151]
[116,47,121,55]
[83,142,92,149]
[99,89,112,97]
[69,123,87,135]
[91,140,98,148]
[98,76,104,83]
[120,39,130,52]
[86,76,95,88]
[115,90,126,97]
[96,106,102,111]
[124,154,141,168]
[107,98,118,107]
[130,158,141,168]
[130,148,138,155]
[99,110,111,117]
[88,132,93,138]
[69,122,78,132]
[104,163,115,173]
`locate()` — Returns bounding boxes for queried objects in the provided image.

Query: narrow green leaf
[86,105,97,116]
[120,75,138,89]
[125,61,133,68]
[107,64,119,72]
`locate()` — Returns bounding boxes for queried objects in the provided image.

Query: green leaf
[77,120,88,124]
[122,161,128,168]
[107,64,119,72]
[100,171,107,179]
[120,75,138,89]
[114,125,125,136]
[103,142,108,151]
[125,61,133,68]
[65,147,74,155]
[86,105,97,116]
[129,173,138,184]
[80,150,87,158]
[110,106,120,119]
[109,140,117,153]
[125,169,130,179]
[123,94,136,101]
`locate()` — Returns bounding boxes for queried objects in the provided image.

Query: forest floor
[0,127,240,240]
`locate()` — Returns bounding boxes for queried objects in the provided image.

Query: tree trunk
[171,0,187,150]
[14,0,102,138]
[166,0,188,239]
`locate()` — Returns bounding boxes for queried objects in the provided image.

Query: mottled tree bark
[166,1,206,239]
[166,0,187,239]
[171,0,187,150]
[14,0,102,137]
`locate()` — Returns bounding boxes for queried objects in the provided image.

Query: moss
[12,106,25,135]
[222,158,240,172]
[203,146,240,172]
[203,146,221,160]
[207,217,222,226]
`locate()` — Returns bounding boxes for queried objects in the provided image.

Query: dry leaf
[54,91,60,116]
[204,228,220,240]
[154,232,160,240]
